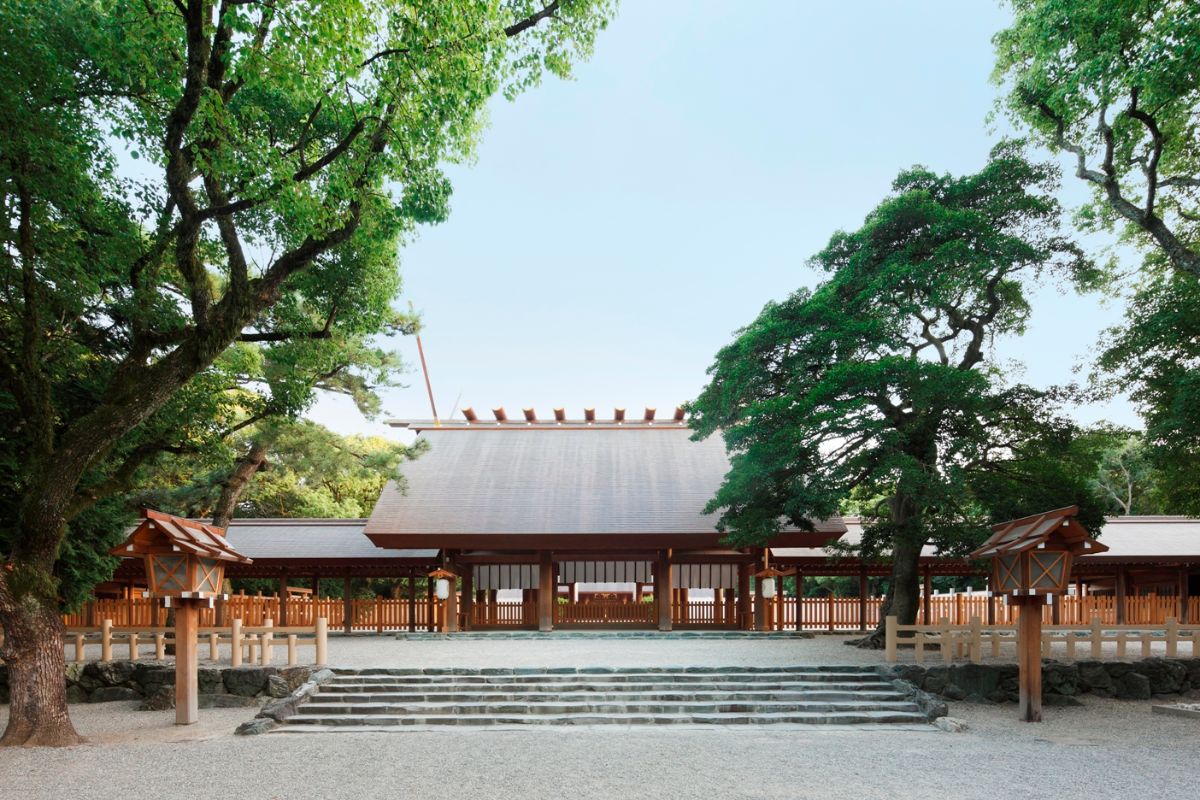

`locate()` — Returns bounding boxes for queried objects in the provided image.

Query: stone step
[298,700,921,716]
[333,665,878,676]
[321,682,891,697]
[326,672,886,687]
[283,710,930,726]
[309,689,907,704]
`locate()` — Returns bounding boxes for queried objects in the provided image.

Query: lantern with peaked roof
[970,506,1107,597]
[110,509,252,603]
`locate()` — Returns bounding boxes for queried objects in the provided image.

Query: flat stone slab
[1151,704,1200,720]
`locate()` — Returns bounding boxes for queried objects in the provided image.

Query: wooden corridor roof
[365,426,846,550]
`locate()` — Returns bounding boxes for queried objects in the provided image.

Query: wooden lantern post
[110,509,253,725]
[970,506,1107,722]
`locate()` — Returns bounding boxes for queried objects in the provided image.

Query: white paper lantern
[435,578,450,600]
[760,577,777,599]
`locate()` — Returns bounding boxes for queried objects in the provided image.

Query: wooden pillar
[175,601,200,726]
[826,586,834,633]
[737,563,752,630]
[538,551,554,632]
[1178,569,1191,624]
[1016,598,1043,722]
[713,588,725,625]
[986,573,996,626]
[489,589,498,625]
[679,587,689,624]
[569,582,579,602]
[754,576,766,631]
[278,571,289,626]
[342,576,353,634]
[1051,594,1061,625]
[1115,568,1127,625]
[461,567,474,631]
[858,568,869,632]
[922,569,933,625]
[795,569,804,630]
[657,551,673,631]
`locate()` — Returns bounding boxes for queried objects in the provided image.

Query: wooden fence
[64,593,1200,632]
[59,617,328,667]
[885,614,1200,665]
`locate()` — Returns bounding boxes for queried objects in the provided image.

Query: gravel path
[1,696,1196,800]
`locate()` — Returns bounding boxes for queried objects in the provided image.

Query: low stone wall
[0,662,320,709]
[879,658,1200,705]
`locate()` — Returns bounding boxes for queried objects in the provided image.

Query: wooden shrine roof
[365,426,845,550]
[970,506,1108,559]
[111,509,252,564]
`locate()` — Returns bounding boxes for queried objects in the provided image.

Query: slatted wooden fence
[885,614,1200,664]
[59,618,328,667]
[64,593,1200,631]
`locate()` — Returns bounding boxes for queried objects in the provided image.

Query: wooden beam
[584,407,595,422]
[673,406,685,423]
[492,406,507,422]
[522,407,536,422]
[613,407,625,423]
[538,551,554,632]
[553,407,566,422]
[462,406,477,422]
[643,407,656,422]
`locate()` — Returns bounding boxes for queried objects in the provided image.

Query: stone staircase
[273,666,930,730]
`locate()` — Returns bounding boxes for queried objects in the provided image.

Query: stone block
[199,694,262,709]
[139,686,175,711]
[1077,661,1116,697]
[1133,658,1186,695]
[1115,671,1151,700]
[267,675,291,698]
[90,686,141,703]
[235,717,277,736]
[224,666,274,697]
[65,684,90,704]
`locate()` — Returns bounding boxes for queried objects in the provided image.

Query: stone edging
[877,657,1200,705]
[236,668,336,735]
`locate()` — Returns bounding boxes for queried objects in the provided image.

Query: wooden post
[1015,598,1042,722]
[175,601,200,726]
[1051,594,1061,625]
[538,551,555,632]
[461,567,474,631]
[858,569,869,632]
[426,578,435,631]
[884,616,898,662]
[1116,568,1127,625]
[737,563,751,630]
[986,573,996,626]
[278,571,289,627]
[827,588,835,633]
[795,568,804,630]
[657,551,673,631]
[101,619,112,662]
[315,617,328,666]
[922,570,932,625]
[408,569,418,632]
[753,575,765,631]
[231,618,243,667]
[342,576,353,634]
[445,569,460,632]
[1179,569,1191,624]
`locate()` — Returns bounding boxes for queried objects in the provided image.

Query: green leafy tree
[0,0,614,746]
[1096,265,1200,513]
[993,0,1200,279]
[689,143,1105,646]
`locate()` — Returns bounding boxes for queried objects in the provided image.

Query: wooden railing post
[101,618,113,662]
[260,617,274,666]
[885,615,897,662]
[969,616,982,664]
[315,617,328,666]
[231,618,243,667]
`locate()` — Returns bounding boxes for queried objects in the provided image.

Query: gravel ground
[1,696,1196,800]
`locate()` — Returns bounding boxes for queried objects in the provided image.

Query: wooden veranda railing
[65,593,1200,631]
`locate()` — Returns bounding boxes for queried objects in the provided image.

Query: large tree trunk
[853,497,924,649]
[0,571,82,746]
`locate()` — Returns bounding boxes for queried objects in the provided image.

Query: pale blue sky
[308,0,1137,438]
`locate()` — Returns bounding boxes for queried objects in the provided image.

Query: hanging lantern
[760,577,777,599]
[435,578,450,600]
